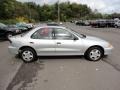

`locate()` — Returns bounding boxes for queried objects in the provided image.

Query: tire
[20,48,37,63]
[85,47,103,61]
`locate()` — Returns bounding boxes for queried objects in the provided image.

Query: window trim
[30,27,79,40]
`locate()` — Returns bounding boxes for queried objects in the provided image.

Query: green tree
[0,0,16,19]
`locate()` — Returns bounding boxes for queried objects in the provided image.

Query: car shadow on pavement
[37,55,87,63]
[38,55,85,60]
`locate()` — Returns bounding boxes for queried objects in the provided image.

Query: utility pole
[58,0,60,23]
[28,0,31,22]
[44,0,46,5]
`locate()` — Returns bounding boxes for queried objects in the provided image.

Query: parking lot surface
[0,23,120,90]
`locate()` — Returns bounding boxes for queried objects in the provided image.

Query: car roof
[35,26,66,30]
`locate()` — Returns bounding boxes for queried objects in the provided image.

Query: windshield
[7,25,17,28]
[68,28,86,38]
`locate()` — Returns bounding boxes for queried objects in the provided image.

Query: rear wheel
[20,48,37,63]
[85,47,103,61]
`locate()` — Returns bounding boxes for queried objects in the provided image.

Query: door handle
[57,42,61,44]
[29,42,34,44]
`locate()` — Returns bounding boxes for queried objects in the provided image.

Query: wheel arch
[19,46,37,55]
[85,45,104,55]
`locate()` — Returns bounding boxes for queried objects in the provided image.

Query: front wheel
[20,48,37,63]
[85,47,104,61]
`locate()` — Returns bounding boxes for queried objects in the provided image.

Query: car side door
[54,28,83,55]
[30,28,56,56]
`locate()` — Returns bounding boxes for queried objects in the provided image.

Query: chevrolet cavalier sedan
[8,26,113,63]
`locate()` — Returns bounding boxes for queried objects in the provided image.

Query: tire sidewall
[20,48,37,63]
[85,47,103,61]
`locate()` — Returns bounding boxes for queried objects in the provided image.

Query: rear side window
[31,28,53,39]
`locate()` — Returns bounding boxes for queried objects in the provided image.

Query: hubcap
[22,51,33,61]
[89,49,101,61]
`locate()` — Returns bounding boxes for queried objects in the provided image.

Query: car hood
[85,36,107,42]
[4,27,18,31]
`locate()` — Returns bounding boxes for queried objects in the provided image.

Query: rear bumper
[8,46,19,55]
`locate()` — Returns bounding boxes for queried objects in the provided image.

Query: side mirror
[73,37,78,40]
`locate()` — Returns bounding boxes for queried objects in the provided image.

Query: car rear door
[54,28,83,55]
[31,28,56,55]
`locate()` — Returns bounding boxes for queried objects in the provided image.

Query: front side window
[54,28,74,40]
[31,28,53,39]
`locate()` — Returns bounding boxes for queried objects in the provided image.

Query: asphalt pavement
[0,23,120,90]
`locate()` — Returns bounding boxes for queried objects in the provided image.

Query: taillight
[8,39,12,43]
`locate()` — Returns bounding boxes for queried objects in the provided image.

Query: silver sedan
[8,26,114,63]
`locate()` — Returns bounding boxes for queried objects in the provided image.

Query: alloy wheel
[89,49,101,61]
[22,50,34,62]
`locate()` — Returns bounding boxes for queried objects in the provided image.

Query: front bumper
[104,47,114,55]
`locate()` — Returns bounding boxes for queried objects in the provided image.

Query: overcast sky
[17,0,120,14]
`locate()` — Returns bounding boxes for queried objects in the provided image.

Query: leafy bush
[0,19,18,24]
[0,17,35,24]
[16,17,29,23]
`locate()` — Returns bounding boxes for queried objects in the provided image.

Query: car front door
[54,28,83,55]
[31,28,56,56]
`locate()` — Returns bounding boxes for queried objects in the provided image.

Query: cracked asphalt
[0,23,120,90]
